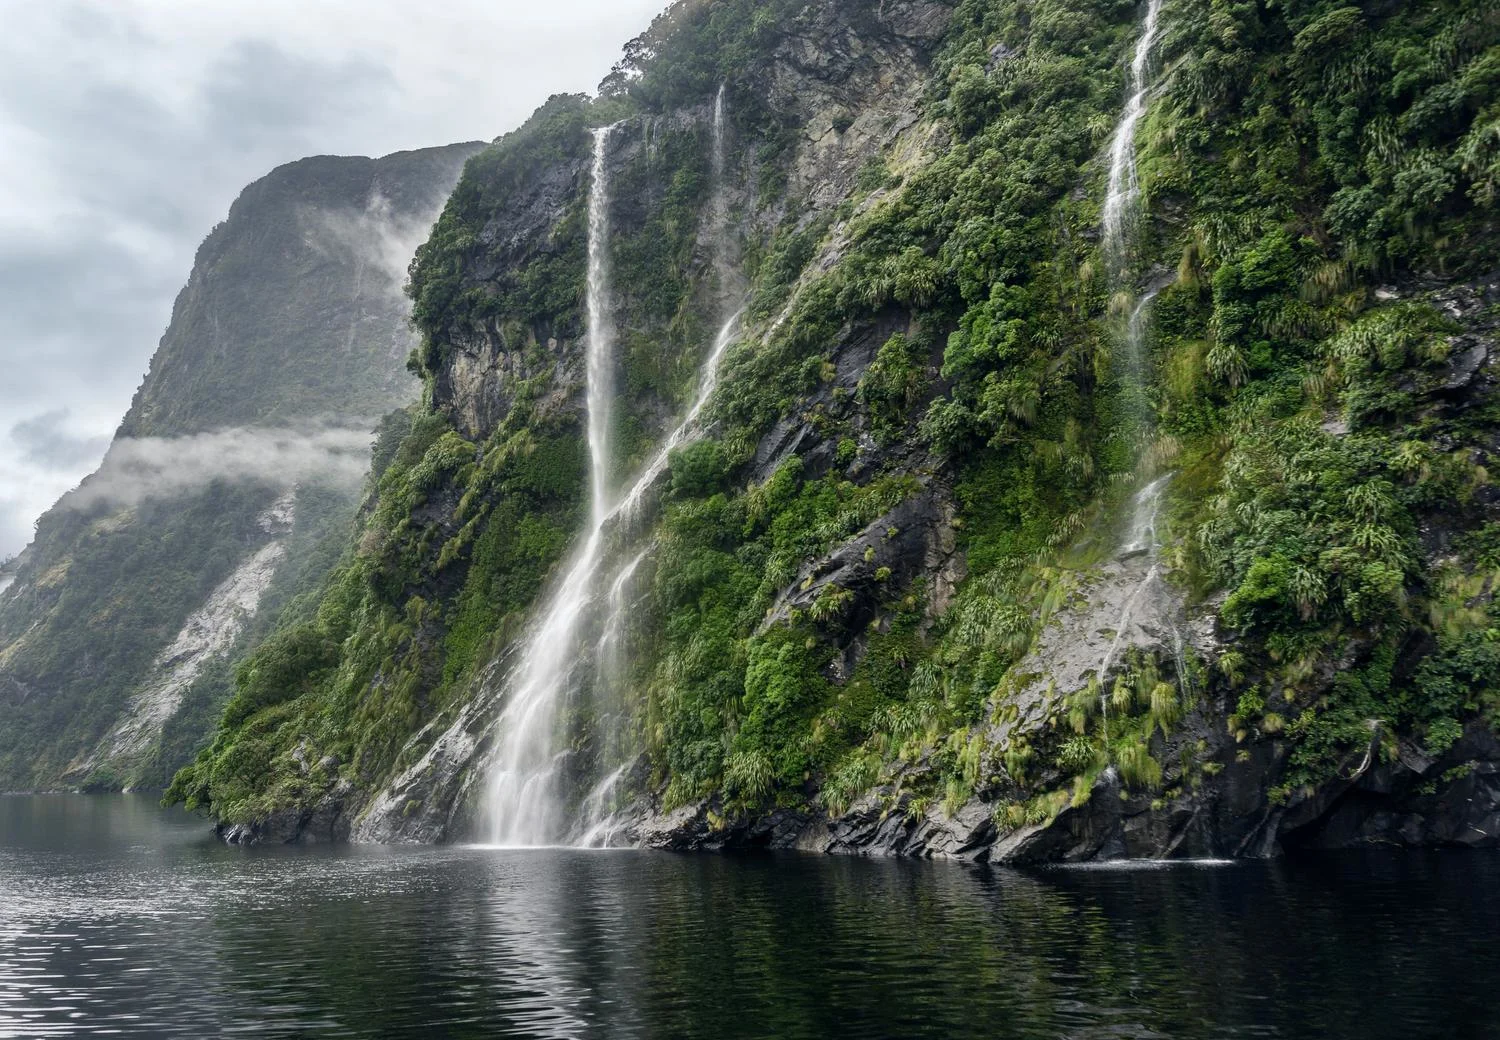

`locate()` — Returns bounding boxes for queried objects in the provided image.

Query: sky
[0,0,665,560]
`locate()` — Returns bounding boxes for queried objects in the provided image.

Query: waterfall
[1101,0,1166,426]
[483,127,619,846]
[1099,0,1168,478]
[483,315,742,844]
[484,90,742,847]
[1094,1,1181,726]
[1101,0,1164,281]
[585,126,618,525]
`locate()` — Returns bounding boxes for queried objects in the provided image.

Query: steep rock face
[183,0,1500,865]
[120,146,482,437]
[624,273,1500,862]
[348,5,956,845]
[0,143,481,791]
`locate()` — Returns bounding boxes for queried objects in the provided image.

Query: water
[6,797,1500,1039]
[584,125,619,527]
[1101,0,1164,280]
[1102,0,1165,410]
[1095,0,1175,710]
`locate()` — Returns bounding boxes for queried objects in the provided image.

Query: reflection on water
[2,795,1499,1038]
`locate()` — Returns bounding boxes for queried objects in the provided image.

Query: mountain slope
[174,0,1500,860]
[0,142,482,792]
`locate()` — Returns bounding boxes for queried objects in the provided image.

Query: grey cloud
[203,41,397,152]
[11,410,112,470]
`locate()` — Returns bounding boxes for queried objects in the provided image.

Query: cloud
[309,192,438,306]
[11,410,113,470]
[60,422,380,513]
[0,0,666,558]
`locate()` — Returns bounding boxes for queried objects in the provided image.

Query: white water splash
[575,764,633,849]
[1101,0,1165,278]
[1119,472,1170,559]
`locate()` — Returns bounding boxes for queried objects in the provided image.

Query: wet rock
[217,790,352,846]
[987,42,1019,70]
[1440,340,1489,393]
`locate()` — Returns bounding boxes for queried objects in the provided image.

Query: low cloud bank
[61,421,376,511]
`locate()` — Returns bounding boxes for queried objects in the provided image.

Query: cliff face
[176,0,1500,862]
[0,142,481,791]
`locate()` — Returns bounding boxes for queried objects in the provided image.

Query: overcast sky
[0,0,664,560]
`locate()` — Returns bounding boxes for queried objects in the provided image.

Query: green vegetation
[171,0,1500,839]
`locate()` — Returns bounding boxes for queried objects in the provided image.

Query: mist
[60,421,379,512]
[308,191,438,310]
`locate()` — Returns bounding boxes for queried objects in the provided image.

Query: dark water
[2,797,1499,1039]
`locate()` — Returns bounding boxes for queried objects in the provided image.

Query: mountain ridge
[0,140,483,791]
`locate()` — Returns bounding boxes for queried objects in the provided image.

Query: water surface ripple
[2,796,1498,1038]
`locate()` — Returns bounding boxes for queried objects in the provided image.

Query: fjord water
[5,797,1500,1039]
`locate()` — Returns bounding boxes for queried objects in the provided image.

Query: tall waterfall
[484,92,741,846]
[1095,0,1180,707]
[484,126,620,846]
[1099,0,1167,481]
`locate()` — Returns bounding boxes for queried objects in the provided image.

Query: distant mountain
[0,141,483,791]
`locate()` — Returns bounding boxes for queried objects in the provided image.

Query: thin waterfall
[1101,0,1164,282]
[485,90,743,846]
[1095,1,1182,725]
[1100,0,1168,505]
[1103,0,1165,406]
[585,126,618,525]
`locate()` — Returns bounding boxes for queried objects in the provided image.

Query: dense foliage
[172,0,1500,839]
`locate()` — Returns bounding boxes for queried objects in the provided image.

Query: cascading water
[1101,0,1164,282]
[1102,0,1166,411]
[585,126,618,526]
[1095,0,1181,731]
[484,125,621,846]
[484,90,742,847]
[1100,0,1169,537]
